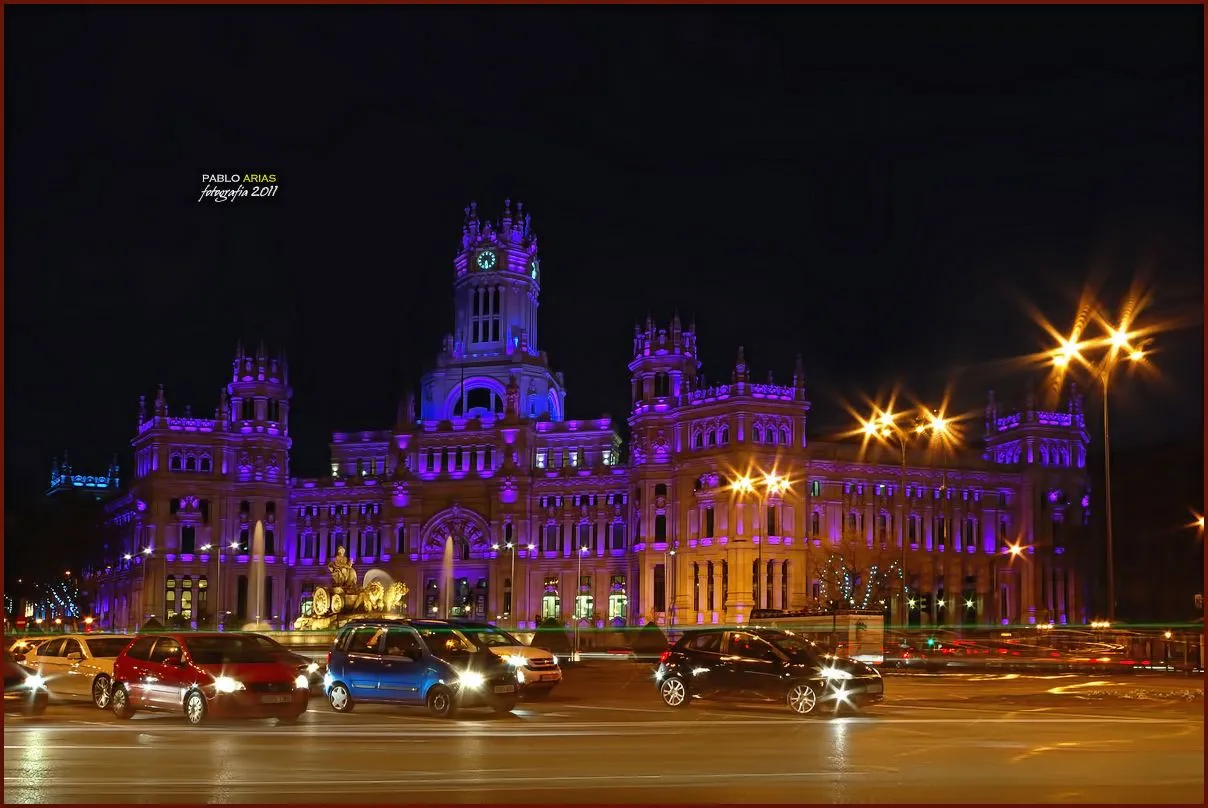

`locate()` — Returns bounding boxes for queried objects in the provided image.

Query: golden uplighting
[1005,541,1024,558]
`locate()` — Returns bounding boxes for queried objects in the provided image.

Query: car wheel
[787,682,819,716]
[327,682,354,713]
[92,675,113,710]
[184,690,207,726]
[659,676,689,708]
[426,685,458,719]
[492,699,518,714]
[111,685,135,719]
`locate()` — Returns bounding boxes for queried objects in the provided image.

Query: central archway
[420,505,492,559]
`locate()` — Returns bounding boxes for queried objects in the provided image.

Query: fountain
[243,520,273,631]
[442,534,454,618]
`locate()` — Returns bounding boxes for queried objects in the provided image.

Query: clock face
[476,250,497,271]
[529,258,540,280]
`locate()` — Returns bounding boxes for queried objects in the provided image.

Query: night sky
[5,5,1203,503]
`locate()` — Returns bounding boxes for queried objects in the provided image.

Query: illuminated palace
[89,201,1093,633]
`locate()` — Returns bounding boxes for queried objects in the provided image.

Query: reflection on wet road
[4,668,1203,803]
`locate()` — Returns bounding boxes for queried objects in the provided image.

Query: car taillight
[326,652,331,664]
[658,651,671,664]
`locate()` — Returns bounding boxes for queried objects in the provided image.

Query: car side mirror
[67,651,84,662]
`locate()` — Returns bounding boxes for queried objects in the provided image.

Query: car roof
[340,618,465,629]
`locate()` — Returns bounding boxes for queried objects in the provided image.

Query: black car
[4,650,48,716]
[655,628,884,716]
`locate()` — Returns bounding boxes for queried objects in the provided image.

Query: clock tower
[418,200,566,422]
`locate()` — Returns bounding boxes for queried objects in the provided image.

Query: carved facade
[89,201,1093,632]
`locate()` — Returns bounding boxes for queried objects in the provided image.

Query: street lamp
[731,472,791,611]
[1050,322,1153,622]
[573,544,590,662]
[492,541,536,628]
[201,541,240,630]
[860,407,952,631]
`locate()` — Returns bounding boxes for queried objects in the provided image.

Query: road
[4,664,1203,804]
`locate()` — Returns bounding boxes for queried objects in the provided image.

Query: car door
[119,637,157,707]
[680,631,727,695]
[60,639,88,698]
[725,632,788,699]
[30,639,69,695]
[342,626,387,699]
[377,627,428,704]
[144,637,186,709]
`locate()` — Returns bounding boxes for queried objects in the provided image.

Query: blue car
[324,618,520,718]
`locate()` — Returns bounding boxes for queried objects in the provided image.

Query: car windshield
[84,638,131,658]
[185,636,281,665]
[458,627,521,648]
[418,627,478,656]
[766,632,822,663]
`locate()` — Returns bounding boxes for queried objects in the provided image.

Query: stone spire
[793,354,806,392]
[732,346,749,383]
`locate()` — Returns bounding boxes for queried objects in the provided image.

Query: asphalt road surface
[5,665,1202,804]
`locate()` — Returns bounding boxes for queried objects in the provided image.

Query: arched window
[200,456,212,473]
[185,456,196,471]
[768,429,778,445]
[692,431,703,449]
[719,425,730,444]
[753,426,763,443]
[780,427,791,445]
[653,373,670,397]
[705,430,716,447]
[170,454,182,471]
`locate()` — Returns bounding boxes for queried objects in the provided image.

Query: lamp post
[132,546,153,625]
[492,541,537,629]
[1051,323,1152,622]
[861,408,951,632]
[574,544,590,662]
[731,472,791,612]
[201,541,240,630]
[664,542,678,626]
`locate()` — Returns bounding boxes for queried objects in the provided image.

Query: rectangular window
[704,507,715,539]
[601,449,613,466]
[568,450,580,467]
[653,564,666,612]
[655,514,667,541]
[810,480,822,497]
[810,511,821,536]
[611,522,626,550]
[536,450,547,469]
[767,506,777,536]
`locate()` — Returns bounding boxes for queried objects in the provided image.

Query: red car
[111,632,308,726]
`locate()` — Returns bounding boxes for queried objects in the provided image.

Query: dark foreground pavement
[4,665,1202,804]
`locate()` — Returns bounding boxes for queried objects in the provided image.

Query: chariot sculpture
[293,545,409,630]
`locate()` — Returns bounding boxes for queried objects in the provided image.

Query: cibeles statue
[327,545,359,592]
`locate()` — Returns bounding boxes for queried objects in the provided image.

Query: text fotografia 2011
[198,173,279,203]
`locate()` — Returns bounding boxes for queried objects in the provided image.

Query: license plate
[261,694,292,704]
[541,674,559,682]
[494,685,516,694]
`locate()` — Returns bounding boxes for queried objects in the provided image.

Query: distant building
[87,201,1093,632]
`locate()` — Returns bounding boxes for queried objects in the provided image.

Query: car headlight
[306,662,319,674]
[458,671,486,690]
[294,675,309,690]
[820,667,853,681]
[24,674,45,691]
[504,655,528,668]
[212,676,245,693]
[552,655,559,666]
